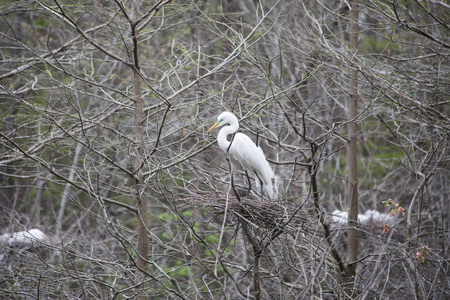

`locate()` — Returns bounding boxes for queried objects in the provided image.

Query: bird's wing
[230,133,278,200]
[231,133,271,182]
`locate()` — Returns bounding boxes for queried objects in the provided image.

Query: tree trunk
[133,71,148,297]
[345,0,359,298]
[131,1,149,298]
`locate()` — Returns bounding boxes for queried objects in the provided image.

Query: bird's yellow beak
[206,122,220,133]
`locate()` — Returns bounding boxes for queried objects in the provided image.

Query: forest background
[0,0,448,299]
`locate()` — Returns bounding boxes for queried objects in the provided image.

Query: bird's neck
[218,124,238,152]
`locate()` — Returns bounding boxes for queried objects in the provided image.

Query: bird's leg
[254,171,264,201]
[244,170,252,198]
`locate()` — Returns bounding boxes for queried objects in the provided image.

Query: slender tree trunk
[133,71,148,291]
[240,219,262,300]
[131,1,149,297]
[57,141,83,231]
[345,0,359,298]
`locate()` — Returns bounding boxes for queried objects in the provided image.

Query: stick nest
[181,196,311,234]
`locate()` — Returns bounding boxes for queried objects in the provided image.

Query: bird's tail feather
[265,176,278,200]
[257,174,277,200]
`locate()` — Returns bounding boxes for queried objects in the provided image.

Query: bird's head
[206,111,237,133]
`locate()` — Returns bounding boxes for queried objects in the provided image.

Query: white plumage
[0,228,48,245]
[207,111,277,200]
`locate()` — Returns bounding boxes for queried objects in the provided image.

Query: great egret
[0,228,48,245]
[206,111,277,200]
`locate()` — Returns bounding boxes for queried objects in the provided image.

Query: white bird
[0,228,48,245]
[331,209,391,225]
[206,111,277,200]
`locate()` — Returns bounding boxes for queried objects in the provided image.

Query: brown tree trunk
[131,1,149,298]
[133,71,148,296]
[345,0,359,298]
